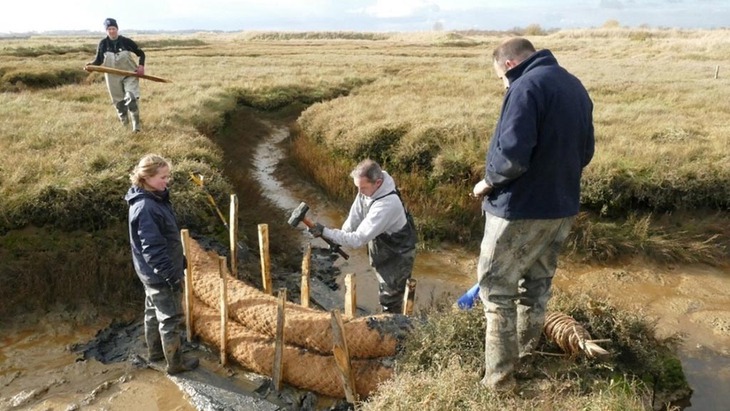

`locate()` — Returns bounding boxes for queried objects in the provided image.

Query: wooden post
[218,256,228,366]
[301,244,311,308]
[715,65,720,79]
[273,288,287,391]
[344,273,356,318]
[258,223,272,294]
[181,229,194,342]
[331,310,358,404]
[402,278,417,316]
[229,194,238,280]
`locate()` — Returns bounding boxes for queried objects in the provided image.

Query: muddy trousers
[477,213,575,388]
[373,248,416,314]
[142,283,184,364]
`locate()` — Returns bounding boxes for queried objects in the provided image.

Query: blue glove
[308,222,325,238]
[166,277,182,293]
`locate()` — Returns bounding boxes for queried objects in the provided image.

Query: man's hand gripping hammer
[287,202,349,260]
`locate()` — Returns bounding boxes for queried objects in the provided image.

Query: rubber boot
[114,101,128,125]
[131,110,141,133]
[127,96,141,132]
[164,340,199,375]
[146,341,165,363]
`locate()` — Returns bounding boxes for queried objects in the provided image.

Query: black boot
[164,341,199,375]
[114,101,128,125]
[144,323,165,362]
[147,346,165,363]
[167,354,199,375]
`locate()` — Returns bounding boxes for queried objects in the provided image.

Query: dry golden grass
[1,29,728,311]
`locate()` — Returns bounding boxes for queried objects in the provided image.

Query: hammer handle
[302,217,350,260]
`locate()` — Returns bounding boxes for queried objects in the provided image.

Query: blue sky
[2,0,729,33]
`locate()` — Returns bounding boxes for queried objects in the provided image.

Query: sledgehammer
[288,202,349,260]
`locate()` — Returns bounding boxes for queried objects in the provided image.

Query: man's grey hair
[350,159,384,183]
[492,37,536,69]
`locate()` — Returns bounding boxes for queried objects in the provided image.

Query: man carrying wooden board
[84,18,146,132]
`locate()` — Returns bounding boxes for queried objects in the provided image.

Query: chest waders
[103,49,142,132]
[367,190,418,313]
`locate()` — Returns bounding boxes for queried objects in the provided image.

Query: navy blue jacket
[125,186,184,286]
[483,49,595,219]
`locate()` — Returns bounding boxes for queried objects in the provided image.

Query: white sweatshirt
[322,171,407,249]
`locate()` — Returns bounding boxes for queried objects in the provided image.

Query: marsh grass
[1,29,728,316]
[363,290,687,410]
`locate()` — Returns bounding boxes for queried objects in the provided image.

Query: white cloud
[364,0,438,18]
[1,0,728,33]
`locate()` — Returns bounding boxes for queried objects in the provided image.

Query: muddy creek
[254,120,730,410]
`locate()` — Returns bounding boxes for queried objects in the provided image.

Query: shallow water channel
[253,119,730,410]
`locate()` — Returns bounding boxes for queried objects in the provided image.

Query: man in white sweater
[310,159,417,314]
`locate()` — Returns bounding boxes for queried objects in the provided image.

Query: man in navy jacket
[472,37,595,391]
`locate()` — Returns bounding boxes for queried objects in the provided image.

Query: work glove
[166,276,182,293]
[308,222,325,238]
[135,65,145,76]
[472,179,493,198]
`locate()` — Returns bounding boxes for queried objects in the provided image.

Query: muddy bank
[0,309,196,411]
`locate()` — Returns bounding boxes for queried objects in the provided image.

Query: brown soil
[0,308,196,411]
[555,260,730,356]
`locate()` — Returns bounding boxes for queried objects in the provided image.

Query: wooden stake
[229,194,239,280]
[331,310,358,404]
[181,229,194,342]
[258,224,272,294]
[402,278,417,316]
[715,65,720,79]
[301,244,311,308]
[344,273,356,318]
[218,256,228,366]
[273,288,287,391]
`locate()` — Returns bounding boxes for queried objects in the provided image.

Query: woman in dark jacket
[125,154,197,374]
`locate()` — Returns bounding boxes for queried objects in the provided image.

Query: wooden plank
[402,279,417,316]
[229,194,239,280]
[218,256,228,366]
[181,229,195,342]
[84,64,172,83]
[258,224,272,295]
[308,277,369,316]
[301,244,311,308]
[330,310,358,404]
[273,288,287,391]
[344,273,356,318]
